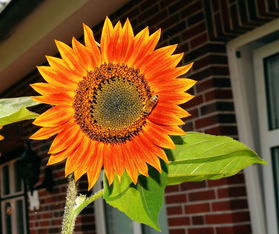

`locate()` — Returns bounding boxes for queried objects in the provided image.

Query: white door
[254,40,279,234]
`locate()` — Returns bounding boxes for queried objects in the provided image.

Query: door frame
[227,17,279,234]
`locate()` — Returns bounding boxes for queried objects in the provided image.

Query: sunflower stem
[61,176,104,234]
[74,189,104,216]
[61,176,78,234]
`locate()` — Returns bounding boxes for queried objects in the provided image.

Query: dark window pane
[264,53,279,130]
[272,146,279,232]
[3,165,10,195]
[16,200,25,234]
[5,202,12,234]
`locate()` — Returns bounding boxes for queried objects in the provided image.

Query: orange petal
[37,66,77,90]
[147,120,185,136]
[30,125,64,140]
[47,131,84,166]
[72,37,92,71]
[111,143,125,178]
[100,17,114,63]
[133,136,162,173]
[55,40,85,75]
[31,83,61,96]
[121,142,138,184]
[148,110,184,125]
[143,123,176,149]
[103,144,114,185]
[158,93,194,105]
[83,23,101,66]
[87,142,104,190]
[32,92,73,106]
[74,140,96,181]
[137,132,169,162]
[154,103,191,118]
[48,123,80,154]
[46,56,82,83]
[65,135,91,176]
[121,19,135,64]
[33,106,73,127]
[47,152,69,165]
[133,29,161,68]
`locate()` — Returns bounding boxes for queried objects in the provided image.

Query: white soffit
[0,0,130,93]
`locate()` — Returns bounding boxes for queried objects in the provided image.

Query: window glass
[142,202,169,234]
[2,165,10,195]
[16,199,25,234]
[104,202,134,234]
[272,146,279,232]
[264,53,279,130]
[4,202,12,234]
[14,163,22,193]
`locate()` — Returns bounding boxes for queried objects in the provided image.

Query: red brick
[185,203,210,214]
[192,216,204,225]
[167,206,183,215]
[182,22,206,40]
[205,212,250,224]
[188,190,216,201]
[216,225,252,234]
[166,194,187,204]
[204,126,238,136]
[212,199,248,211]
[218,186,247,198]
[181,1,203,18]
[195,115,218,129]
[181,95,203,109]
[208,174,244,187]
[226,173,245,184]
[168,217,190,226]
[180,181,206,191]
[166,185,180,193]
[208,178,228,187]
[205,89,233,101]
[188,227,214,234]
[169,229,185,234]
[190,33,208,48]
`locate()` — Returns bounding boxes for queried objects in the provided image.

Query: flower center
[73,64,152,144]
[90,77,144,130]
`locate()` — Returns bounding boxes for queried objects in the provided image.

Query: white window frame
[0,159,27,234]
[227,17,279,234]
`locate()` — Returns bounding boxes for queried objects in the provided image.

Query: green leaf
[103,163,168,231]
[166,132,266,185]
[0,97,40,126]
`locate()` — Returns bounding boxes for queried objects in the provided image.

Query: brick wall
[1,0,279,234]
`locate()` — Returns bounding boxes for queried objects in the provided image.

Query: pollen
[73,63,152,144]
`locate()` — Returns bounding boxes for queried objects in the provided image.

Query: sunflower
[30,17,196,189]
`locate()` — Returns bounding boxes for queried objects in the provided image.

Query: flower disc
[30,18,196,189]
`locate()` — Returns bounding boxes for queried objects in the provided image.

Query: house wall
[1,0,279,234]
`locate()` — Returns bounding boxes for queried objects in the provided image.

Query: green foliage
[0,97,40,126]
[166,132,266,185]
[103,163,168,231]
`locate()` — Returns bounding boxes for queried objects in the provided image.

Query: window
[94,177,169,234]
[227,18,279,234]
[0,160,27,234]
[254,41,279,234]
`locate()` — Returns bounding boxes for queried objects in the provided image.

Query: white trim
[227,17,279,234]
